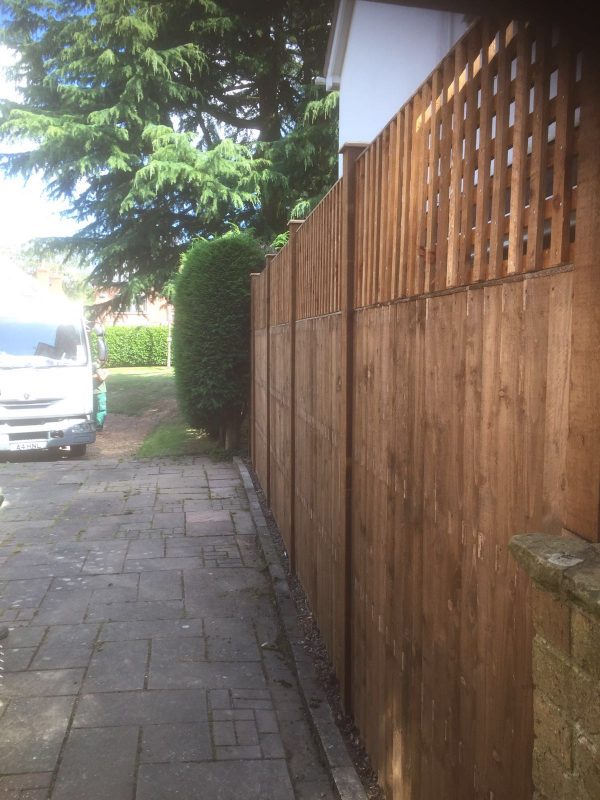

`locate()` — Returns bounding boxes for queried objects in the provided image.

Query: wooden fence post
[265,253,276,506]
[249,273,260,467]
[340,142,367,711]
[288,219,304,575]
[565,47,600,542]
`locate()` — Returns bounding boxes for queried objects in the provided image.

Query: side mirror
[94,324,107,364]
[97,337,107,363]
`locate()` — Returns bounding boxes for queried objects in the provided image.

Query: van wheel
[69,444,87,458]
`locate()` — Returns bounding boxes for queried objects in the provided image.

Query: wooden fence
[251,17,599,800]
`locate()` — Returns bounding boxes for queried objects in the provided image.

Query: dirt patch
[88,397,178,459]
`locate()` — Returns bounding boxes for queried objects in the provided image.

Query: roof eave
[323,0,356,91]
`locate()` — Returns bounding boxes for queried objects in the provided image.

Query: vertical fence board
[458,32,480,285]
[473,20,493,281]
[542,272,572,531]
[447,43,466,287]
[390,114,403,299]
[458,287,482,798]
[489,27,510,276]
[550,37,574,265]
[252,270,269,494]
[507,24,530,274]
[399,106,413,298]
[268,247,292,552]
[527,27,550,270]
[425,70,442,293]
[411,82,433,295]
[436,56,455,288]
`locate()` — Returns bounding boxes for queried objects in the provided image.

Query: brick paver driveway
[0,455,335,799]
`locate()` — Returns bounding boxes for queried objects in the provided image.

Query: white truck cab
[0,279,103,458]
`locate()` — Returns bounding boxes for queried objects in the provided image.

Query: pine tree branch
[200,103,264,130]
[198,115,217,147]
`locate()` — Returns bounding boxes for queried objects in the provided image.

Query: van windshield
[0,317,88,368]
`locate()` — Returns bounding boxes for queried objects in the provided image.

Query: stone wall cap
[510,533,600,618]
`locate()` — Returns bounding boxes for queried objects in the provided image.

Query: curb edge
[235,457,368,800]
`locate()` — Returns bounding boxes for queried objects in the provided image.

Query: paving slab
[0,696,76,773]
[137,760,295,800]
[73,689,208,728]
[0,455,345,799]
[85,599,184,622]
[140,722,212,763]
[98,618,204,641]
[0,669,84,698]
[51,726,138,800]
[2,647,36,672]
[82,639,148,692]
[31,624,99,670]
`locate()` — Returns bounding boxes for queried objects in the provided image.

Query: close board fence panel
[294,180,346,675]
[347,272,573,799]
[294,314,346,680]
[251,269,269,494]
[249,14,598,800]
[268,246,293,553]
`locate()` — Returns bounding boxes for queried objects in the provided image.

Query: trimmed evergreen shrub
[90,326,169,367]
[173,232,264,448]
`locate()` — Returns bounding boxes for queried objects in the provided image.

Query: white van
[0,280,103,458]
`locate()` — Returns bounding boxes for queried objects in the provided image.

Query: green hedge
[173,232,264,447]
[92,326,169,367]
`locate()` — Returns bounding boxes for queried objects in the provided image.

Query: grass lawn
[137,418,219,459]
[105,367,225,459]
[105,367,176,416]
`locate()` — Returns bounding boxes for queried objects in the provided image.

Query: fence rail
[251,16,599,800]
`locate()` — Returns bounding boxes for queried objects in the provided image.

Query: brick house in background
[31,267,172,328]
[92,287,172,328]
[34,266,65,295]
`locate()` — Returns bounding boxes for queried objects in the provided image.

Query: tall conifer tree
[0,0,337,298]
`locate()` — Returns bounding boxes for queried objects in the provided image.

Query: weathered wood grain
[249,17,593,800]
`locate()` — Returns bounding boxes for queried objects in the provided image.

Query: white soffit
[323,0,356,90]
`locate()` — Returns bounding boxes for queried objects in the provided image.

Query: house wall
[337,1,468,166]
[35,267,64,295]
[94,289,171,327]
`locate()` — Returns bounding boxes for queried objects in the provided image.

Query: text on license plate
[14,441,45,451]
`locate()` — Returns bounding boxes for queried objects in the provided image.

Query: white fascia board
[323,0,355,90]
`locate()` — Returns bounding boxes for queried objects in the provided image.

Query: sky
[0,46,81,253]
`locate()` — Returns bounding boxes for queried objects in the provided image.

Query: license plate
[12,441,46,451]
